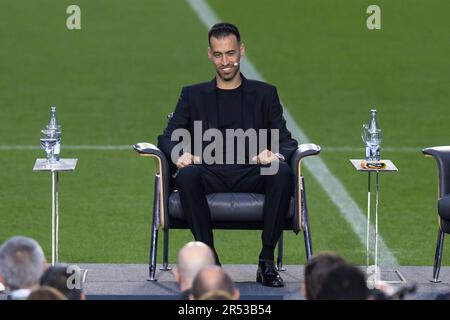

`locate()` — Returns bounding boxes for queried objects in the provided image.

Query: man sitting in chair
[157,22,298,287]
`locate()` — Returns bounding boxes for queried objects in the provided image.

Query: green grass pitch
[0,0,449,266]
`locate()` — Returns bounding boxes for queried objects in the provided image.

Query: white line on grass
[186,0,398,266]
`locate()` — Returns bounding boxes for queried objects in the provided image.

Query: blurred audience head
[304,252,346,300]
[316,263,369,300]
[40,264,85,300]
[190,265,240,300]
[174,241,216,292]
[27,286,67,300]
[0,236,47,291]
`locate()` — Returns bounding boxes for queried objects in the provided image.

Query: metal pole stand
[349,159,405,288]
[33,158,78,265]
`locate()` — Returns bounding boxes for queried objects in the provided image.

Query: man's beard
[217,67,239,82]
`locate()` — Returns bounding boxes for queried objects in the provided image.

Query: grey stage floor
[2,263,450,300]
[74,264,450,300]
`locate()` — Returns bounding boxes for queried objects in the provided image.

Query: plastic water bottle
[46,106,62,161]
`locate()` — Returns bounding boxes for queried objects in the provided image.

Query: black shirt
[216,85,244,165]
[217,85,243,131]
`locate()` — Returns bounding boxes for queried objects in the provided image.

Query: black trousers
[174,162,293,262]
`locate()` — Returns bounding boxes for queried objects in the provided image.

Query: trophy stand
[349,159,405,287]
[33,159,77,265]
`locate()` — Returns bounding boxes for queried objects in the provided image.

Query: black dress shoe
[256,260,284,287]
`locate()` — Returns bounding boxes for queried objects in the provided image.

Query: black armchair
[423,146,450,283]
[134,142,321,281]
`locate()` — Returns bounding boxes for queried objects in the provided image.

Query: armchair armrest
[290,143,321,234]
[134,142,166,158]
[290,143,321,169]
[133,142,170,229]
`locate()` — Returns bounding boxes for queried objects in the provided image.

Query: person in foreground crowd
[40,264,85,300]
[0,236,47,300]
[173,241,216,300]
[303,252,346,300]
[190,265,240,300]
[316,263,370,300]
[27,286,67,300]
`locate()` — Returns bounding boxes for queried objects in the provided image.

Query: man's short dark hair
[316,264,369,300]
[304,252,346,300]
[208,22,240,45]
[39,264,83,300]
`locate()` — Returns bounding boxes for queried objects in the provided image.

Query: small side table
[33,158,78,265]
[349,159,404,286]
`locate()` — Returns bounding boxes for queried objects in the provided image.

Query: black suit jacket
[157,74,298,173]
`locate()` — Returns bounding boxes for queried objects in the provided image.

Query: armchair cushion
[169,191,294,222]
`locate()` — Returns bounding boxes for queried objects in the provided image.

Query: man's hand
[252,149,278,165]
[176,152,201,169]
